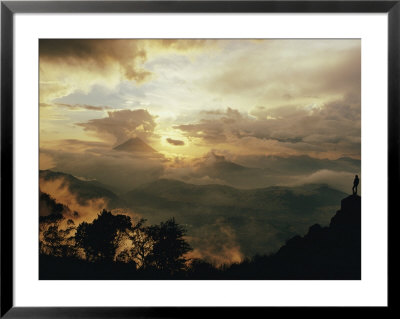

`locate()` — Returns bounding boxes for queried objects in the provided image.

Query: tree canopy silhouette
[39,213,76,257]
[146,218,192,274]
[39,194,361,280]
[75,209,131,262]
[124,218,153,269]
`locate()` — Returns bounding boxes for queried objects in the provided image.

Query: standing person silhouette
[352,175,359,195]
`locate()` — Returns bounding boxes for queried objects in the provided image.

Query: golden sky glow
[40,39,360,191]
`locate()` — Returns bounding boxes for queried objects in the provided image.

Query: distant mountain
[196,154,361,191]
[39,168,352,261]
[224,194,361,279]
[208,159,248,173]
[188,154,361,191]
[193,154,273,189]
[235,154,361,176]
[113,137,157,153]
[39,170,124,209]
[124,178,345,212]
[123,178,347,257]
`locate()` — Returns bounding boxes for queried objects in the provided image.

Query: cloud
[200,39,360,108]
[283,169,361,193]
[39,39,148,104]
[155,39,214,51]
[160,151,360,191]
[173,108,242,143]
[55,103,114,111]
[39,176,142,226]
[39,190,71,217]
[40,39,361,160]
[39,177,108,223]
[40,80,76,104]
[76,109,157,144]
[174,99,360,159]
[40,139,110,155]
[40,39,152,83]
[185,219,244,266]
[166,138,185,146]
[39,39,214,105]
[40,147,165,193]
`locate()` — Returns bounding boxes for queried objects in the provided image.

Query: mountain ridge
[113,137,157,153]
[261,194,361,279]
[39,169,124,209]
[39,169,350,259]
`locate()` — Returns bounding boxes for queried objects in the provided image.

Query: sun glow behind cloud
[40,39,360,159]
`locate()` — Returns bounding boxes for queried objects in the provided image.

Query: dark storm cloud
[40,39,151,83]
[40,39,215,86]
[76,109,157,144]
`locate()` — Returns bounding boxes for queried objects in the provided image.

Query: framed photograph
[1,0,396,316]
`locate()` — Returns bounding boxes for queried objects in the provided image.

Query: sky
[39,39,361,192]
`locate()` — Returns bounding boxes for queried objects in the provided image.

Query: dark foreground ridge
[39,194,361,280]
[224,194,361,279]
[270,194,361,279]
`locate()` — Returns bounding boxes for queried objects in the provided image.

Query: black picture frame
[1,0,396,317]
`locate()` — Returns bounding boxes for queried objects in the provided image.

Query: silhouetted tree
[146,218,192,274]
[113,218,152,268]
[75,209,132,262]
[39,214,76,257]
[115,249,137,267]
[126,218,154,269]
